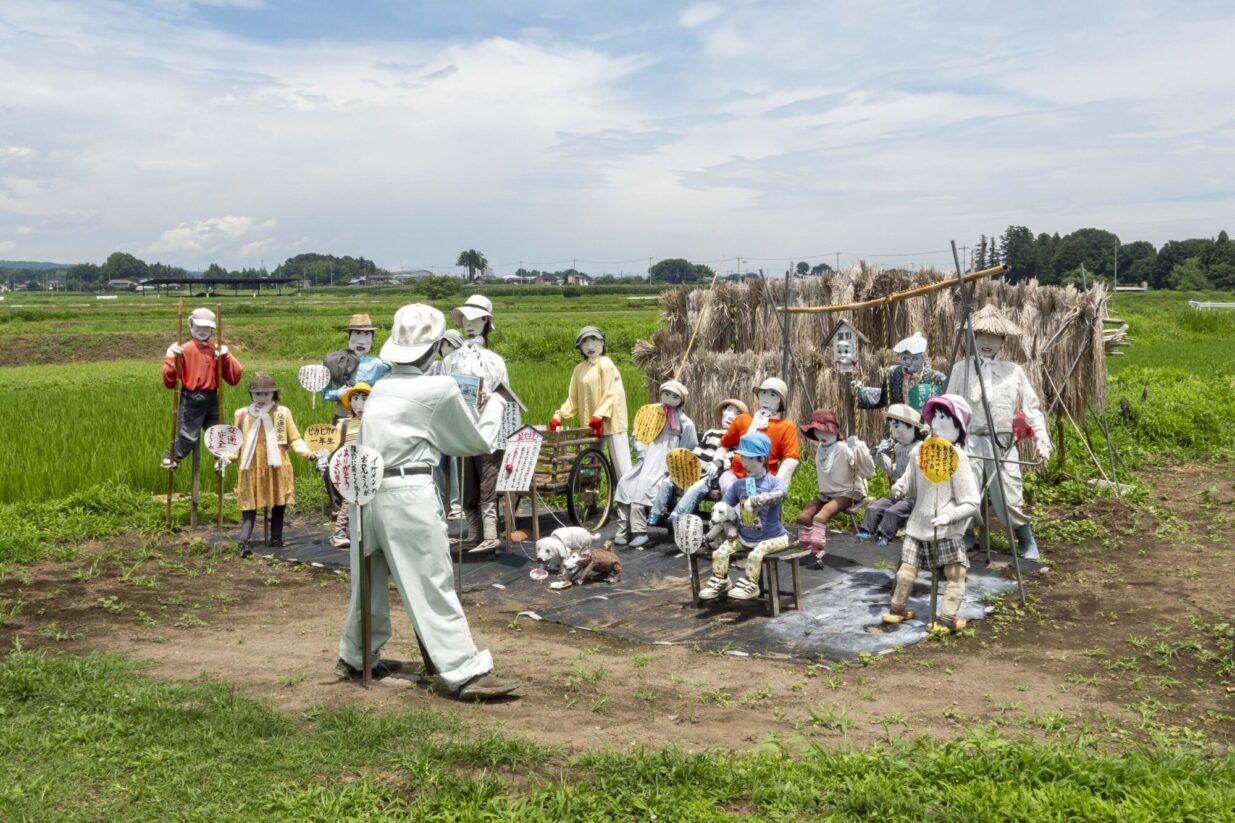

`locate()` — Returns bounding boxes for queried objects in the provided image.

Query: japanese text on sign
[204,424,243,459]
[303,423,341,454]
[918,437,959,483]
[496,426,544,493]
[298,364,331,393]
[329,444,384,504]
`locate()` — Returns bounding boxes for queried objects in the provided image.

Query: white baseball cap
[189,307,217,328]
[380,304,447,364]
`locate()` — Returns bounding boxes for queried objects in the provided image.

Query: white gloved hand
[931,509,954,528]
[316,455,329,472]
[214,456,231,473]
[166,343,183,358]
[216,344,229,357]
[704,459,721,478]
[891,479,907,499]
[1035,434,1053,461]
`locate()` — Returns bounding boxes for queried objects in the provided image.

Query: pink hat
[922,394,972,439]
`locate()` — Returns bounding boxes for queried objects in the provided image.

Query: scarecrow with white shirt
[232,372,314,556]
[795,408,875,561]
[946,304,1052,560]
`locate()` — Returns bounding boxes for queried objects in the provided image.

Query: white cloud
[148,216,268,253]
[0,240,16,254]
[2,146,36,159]
[680,3,723,28]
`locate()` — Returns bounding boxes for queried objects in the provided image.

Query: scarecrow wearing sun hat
[858,403,929,546]
[161,306,244,470]
[334,303,519,699]
[232,372,315,556]
[426,328,467,519]
[711,377,802,497]
[613,379,698,548]
[322,314,390,422]
[651,397,749,526]
[321,382,372,549]
[946,304,1052,560]
[696,432,791,602]
[882,394,980,633]
[795,408,875,561]
[550,325,633,478]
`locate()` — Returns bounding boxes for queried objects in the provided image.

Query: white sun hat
[380,304,447,364]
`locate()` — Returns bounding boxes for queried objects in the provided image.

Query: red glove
[1012,412,1033,442]
[548,418,561,432]
[588,416,605,438]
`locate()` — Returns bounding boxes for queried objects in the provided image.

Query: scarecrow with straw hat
[882,394,980,633]
[321,382,372,548]
[946,304,1052,560]
[322,313,390,422]
[334,303,519,699]
[232,372,315,556]
[795,408,875,562]
[858,403,929,546]
[161,306,244,470]
[549,325,633,478]
[613,379,697,548]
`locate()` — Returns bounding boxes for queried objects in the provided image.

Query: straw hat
[380,304,446,363]
[346,313,376,332]
[659,379,689,405]
[971,304,1020,337]
[885,402,924,430]
[714,398,749,418]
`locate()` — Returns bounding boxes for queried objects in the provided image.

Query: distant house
[391,269,437,283]
[563,272,592,286]
[107,278,137,291]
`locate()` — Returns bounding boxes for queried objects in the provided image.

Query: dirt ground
[3,462,1233,754]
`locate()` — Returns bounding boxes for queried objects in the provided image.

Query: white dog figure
[705,502,740,549]
[535,526,599,571]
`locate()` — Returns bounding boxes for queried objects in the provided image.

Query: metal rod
[359,504,372,689]
[216,303,225,527]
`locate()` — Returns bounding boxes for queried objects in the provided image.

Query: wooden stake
[216,303,225,527]
[165,298,184,528]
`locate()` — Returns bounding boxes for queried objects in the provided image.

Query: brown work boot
[881,608,916,624]
[928,616,967,635]
[457,672,520,700]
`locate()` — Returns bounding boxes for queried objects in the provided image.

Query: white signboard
[204,424,243,459]
[496,425,544,493]
[329,444,384,505]
[298,364,331,393]
[674,514,705,555]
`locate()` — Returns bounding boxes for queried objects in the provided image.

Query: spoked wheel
[567,447,615,530]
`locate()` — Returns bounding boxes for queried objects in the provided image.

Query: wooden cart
[505,427,615,541]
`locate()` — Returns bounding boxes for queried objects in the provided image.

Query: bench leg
[790,559,802,612]
[767,561,781,618]
[688,553,702,607]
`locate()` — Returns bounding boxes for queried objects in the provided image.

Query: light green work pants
[968,432,1029,530]
[337,475,493,690]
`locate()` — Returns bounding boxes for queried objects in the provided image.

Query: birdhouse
[821,319,869,374]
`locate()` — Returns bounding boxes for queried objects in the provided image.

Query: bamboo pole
[783,264,1007,314]
[216,303,225,527]
[673,267,722,381]
[165,298,184,528]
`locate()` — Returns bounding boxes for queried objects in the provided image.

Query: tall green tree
[456,249,488,283]
[1167,257,1211,290]
[1000,226,1038,283]
[100,251,149,283]
[648,258,711,284]
[795,261,810,276]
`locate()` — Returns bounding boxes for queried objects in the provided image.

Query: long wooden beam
[782,264,1008,314]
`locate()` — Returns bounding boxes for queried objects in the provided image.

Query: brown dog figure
[560,540,623,588]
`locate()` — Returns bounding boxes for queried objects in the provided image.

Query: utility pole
[1113,242,1119,290]
[835,251,840,273]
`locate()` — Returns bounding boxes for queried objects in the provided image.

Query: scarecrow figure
[161,307,243,469]
[549,326,632,478]
[795,408,875,561]
[322,314,390,422]
[697,433,790,602]
[335,303,519,699]
[613,380,697,548]
[854,331,946,415]
[650,398,748,526]
[946,304,1052,559]
[712,377,801,496]
[322,382,371,549]
[428,329,465,520]
[882,394,980,633]
[443,294,512,553]
[233,372,315,556]
[858,403,928,546]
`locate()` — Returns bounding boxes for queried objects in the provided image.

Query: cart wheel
[567,447,614,530]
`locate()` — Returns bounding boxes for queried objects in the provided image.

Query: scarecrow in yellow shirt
[549,326,632,478]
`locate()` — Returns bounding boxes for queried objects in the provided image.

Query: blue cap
[735,432,772,459]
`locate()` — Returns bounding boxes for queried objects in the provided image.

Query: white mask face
[350,393,367,416]
[744,457,768,479]
[974,332,1003,360]
[250,389,275,411]
[348,331,374,355]
[579,336,604,360]
[931,409,960,444]
[439,338,461,358]
[817,432,838,446]
[757,389,782,415]
[660,389,684,408]
[890,419,916,445]
[190,322,212,342]
[462,316,487,340]
[898,352,925,374]
[720,404,739,429]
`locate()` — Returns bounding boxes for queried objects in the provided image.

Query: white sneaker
[469,538,502,554]
[612,533,629,547]
[447,506,463,520]
[698,575,731,600]
[729,577,760,600]
[330,534,349,549]
[628,534,649,549]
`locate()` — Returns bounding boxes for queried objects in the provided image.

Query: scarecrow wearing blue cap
[697,431,790,601]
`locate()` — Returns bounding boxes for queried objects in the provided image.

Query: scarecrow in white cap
[549,325,633,478]
[652,397,749,526]
[232,372,315,555]
[697,432,791,601]
[712,377,801,496]
[613,379,697,548]
[161,306,244,470]
[858,403,928,546]
[855,331,946,415]
[322,314,390,422]
[335,303,519,699]
[443,294,515,553]
[322,382,371,549]
[882,394,980,633]
[427,329,466,519]
[795,408,875,562]
[946,304,1052,559]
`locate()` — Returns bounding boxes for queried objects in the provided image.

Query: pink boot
[811,523,827,559]
[798,524,822,555]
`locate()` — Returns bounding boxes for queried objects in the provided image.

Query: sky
[1,0,1233,274]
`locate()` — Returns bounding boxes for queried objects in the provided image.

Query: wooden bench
[687,545,811,617]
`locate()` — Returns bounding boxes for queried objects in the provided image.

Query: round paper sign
[298,364,331,393]
[303,423,341,454]
[666,448,701,490]
[329,444,385,505]
[674,514,705,555]
[204,424,243,459]
[632,403,666,445]
[918,437,959,483]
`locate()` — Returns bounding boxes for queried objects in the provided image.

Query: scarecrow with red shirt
[161,307,243,470]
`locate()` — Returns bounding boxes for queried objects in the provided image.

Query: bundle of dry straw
[633,265,1108,446]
